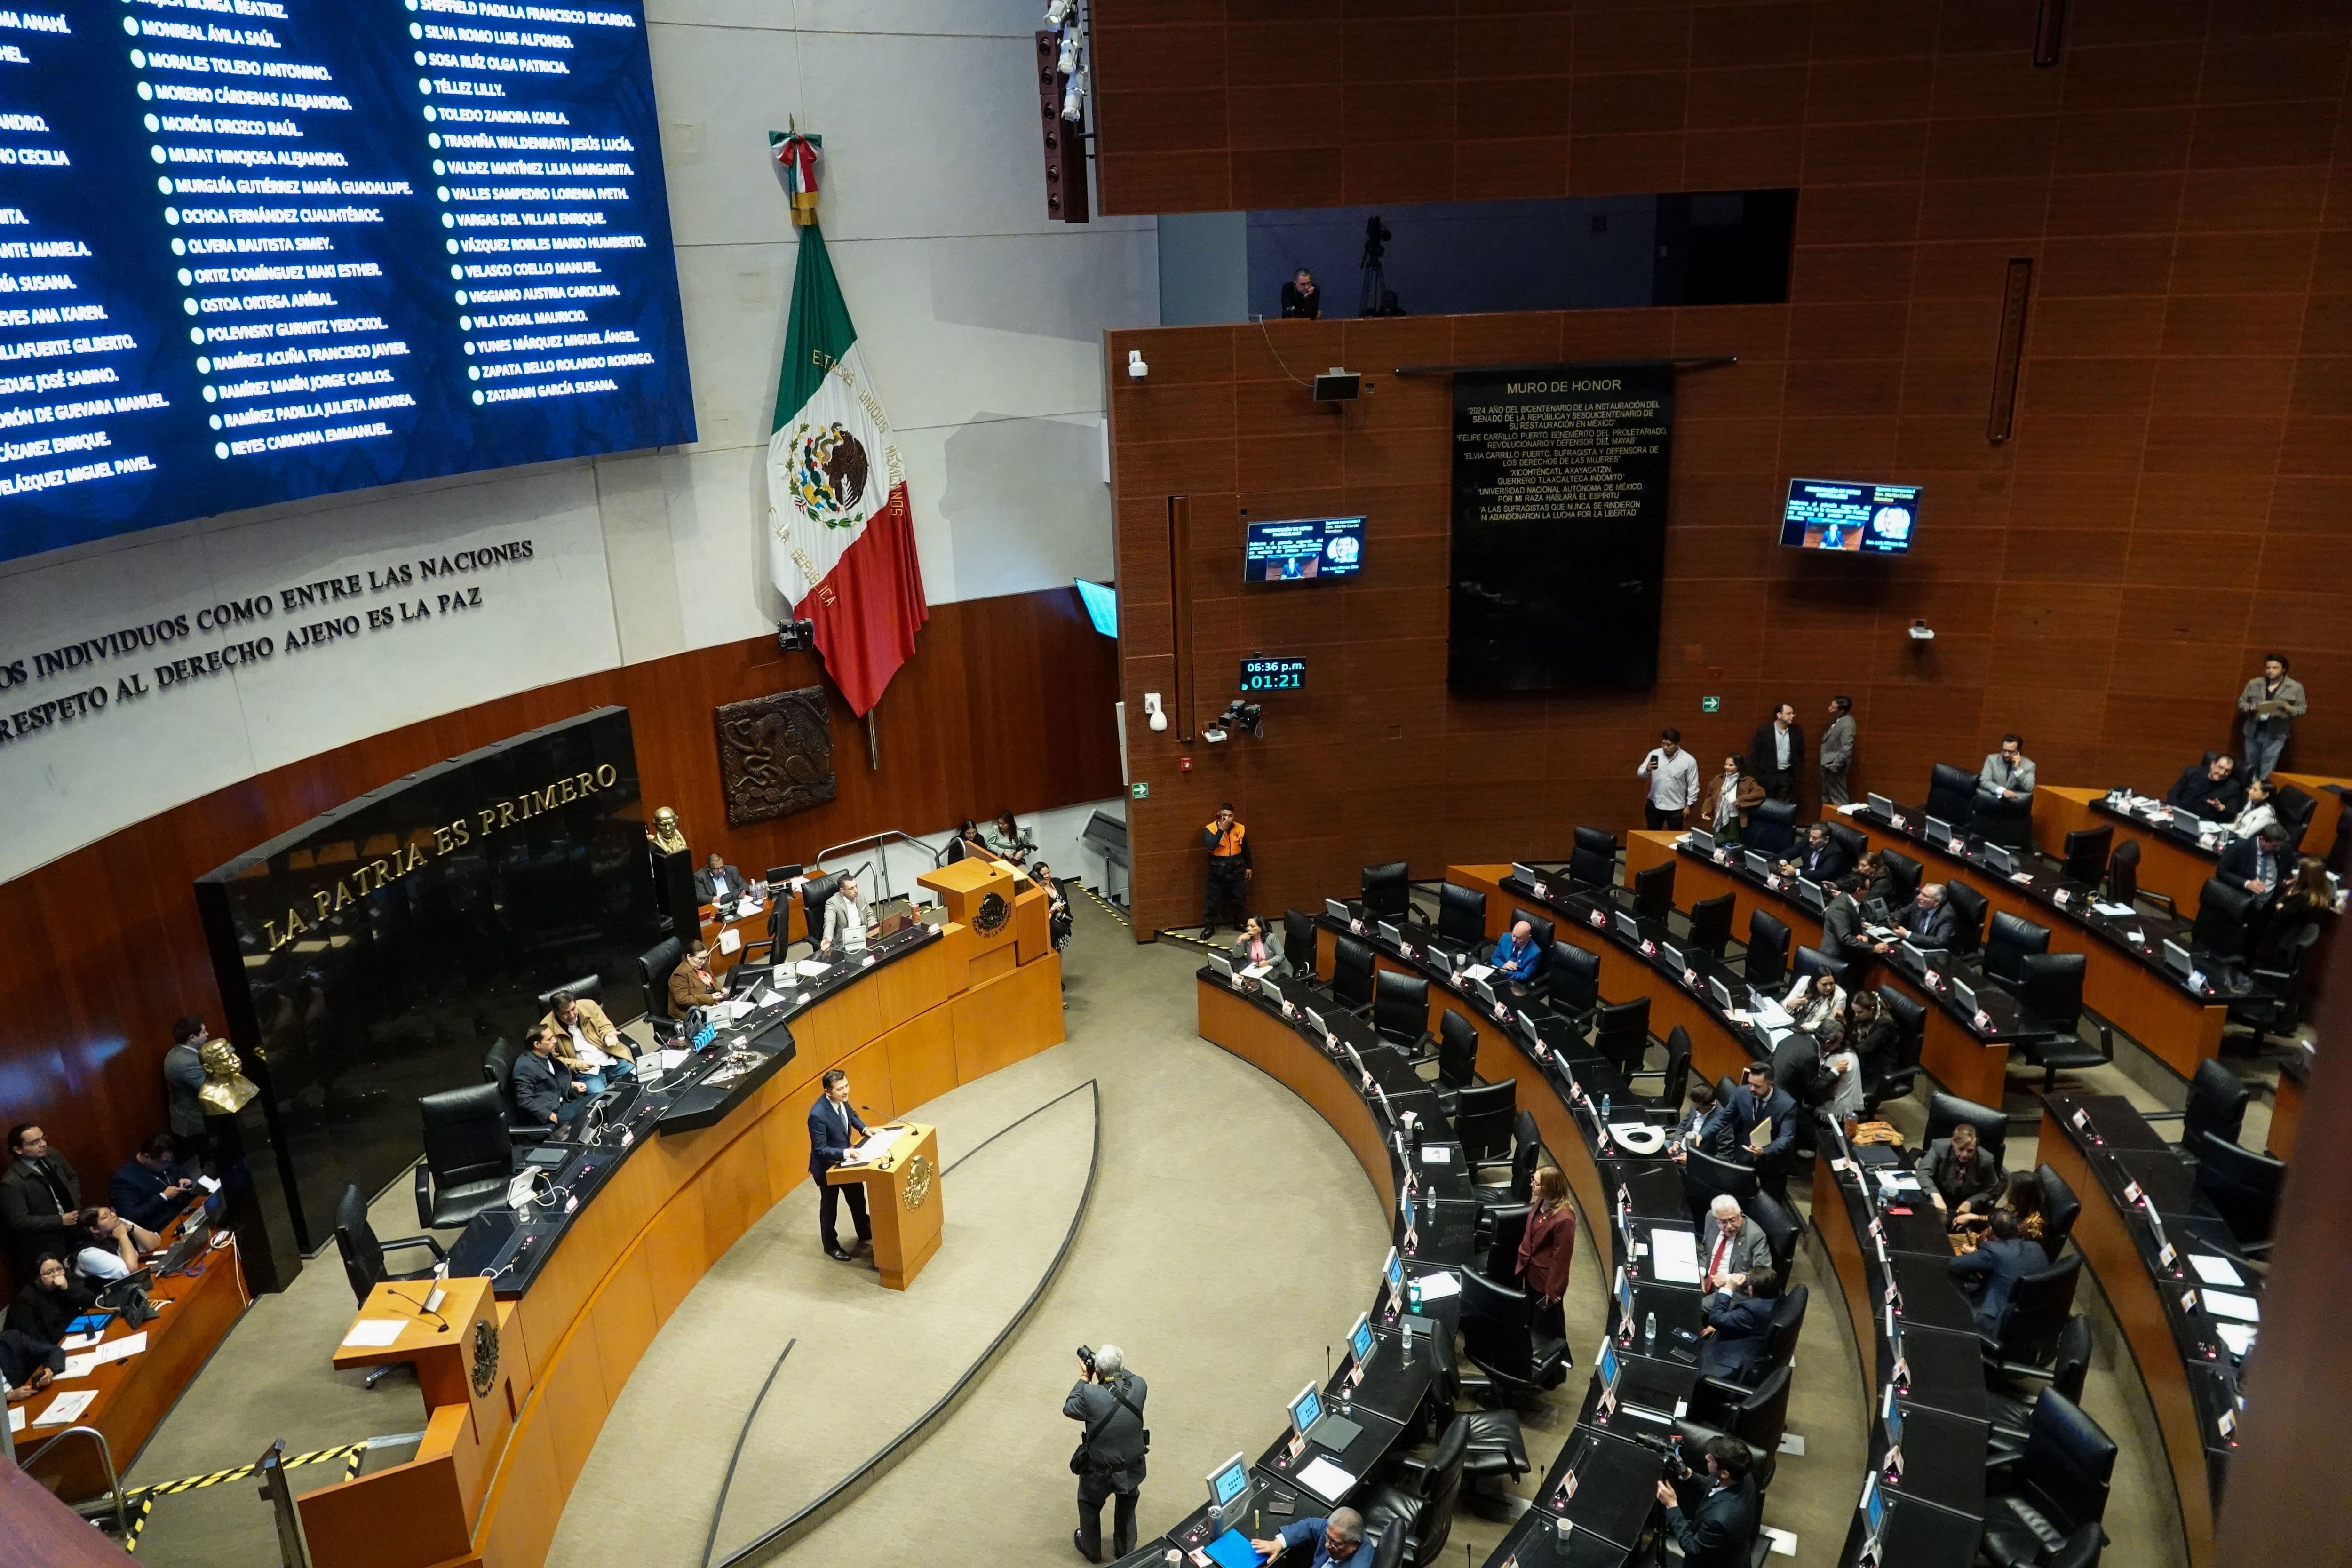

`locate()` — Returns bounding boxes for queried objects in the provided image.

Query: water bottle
[1600,1093,1612,1125]
[1643,1312,1657,1354]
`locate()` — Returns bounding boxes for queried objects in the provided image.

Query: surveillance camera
[1143,692,1168,732]
[1127,349,1148,380]
[1907,620,1936,642]
[1202,724,1229,744]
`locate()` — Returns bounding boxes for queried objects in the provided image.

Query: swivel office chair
[1434,883,1488,960]
[2191,877,2257,965]
[2273,782,2319,850]
[1747,800,1798,858]
[1983,912,2052,986]
[2007,953,2111,1092]
[1361,861,1414,923]
[1332,934,1377,1012]
[1373,970,1437,1061]
[2104,839,2142,909]
[413,1084,516,1231]
[1824,820,1869,868]
[1986,1314,2092,1456]
[637,936,685,1043]
[1282,909,1320,982]
[1986,1253,2082,1378]
[1434,1009,1479,1099]
[1925,1091,2009,1166]
[795,873,843,958]
[2058,828,2113,888]
[1452,1080,1518,1165]
[1879,848,1923,901]
[1589,997,1651,1079]
[1685,1362,1794,1492]
[1457,1269,1568,1400]
[1632,861,1676,923]
[1924,763,1979,830]
[1509,907,1556,964]
[1747,1193,1802,1283]
[1684,893,1735,958]
[1360,1414,1470,1568]
[2192,1131,2284,1257]
[333,1184,447,1389]
[1978,1391,2116,1568]
[534,972,603,1013]
[1543,942,1600,1025]
[2034,1163,2082,1264]
[2181,1058,2249,1150]
[1942,880,1990,957]
[1864,989,1927,1112]
[1744,910,1790,995]
[1628,1025,1691,1114]
[1480,1204,1530,1288]
[1567,831,1615,891]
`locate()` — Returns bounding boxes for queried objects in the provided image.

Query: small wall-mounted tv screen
[1780,479,1920,555]
[1244,516,1365,582]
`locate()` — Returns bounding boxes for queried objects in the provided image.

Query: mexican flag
[765,221,928,716]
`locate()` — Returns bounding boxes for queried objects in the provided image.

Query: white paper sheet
[35,1389,95,1425]
[91,1332,146,1367]
[341,1318,407,1348]
[794,959,831,977]
[60,1331,101,1352]
[1420,1146,1454,1165]
[1461,963,1495,981]
[716,927,742,955]
[58,1353,97,1380]
[196,1174,223,1194]
[844,1127,905,1166]
[2202,1289,2259,1323]
[1410,1271,1462,1301]
[7,1405,22,1433]
[2091,902,2137,918]
[1649,1228,1702,1284]
[2187,1254,2244,1289]
[1295,1456,1358,1501]
[2215,1323,2256,1358]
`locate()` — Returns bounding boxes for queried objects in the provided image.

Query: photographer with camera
[1063,1343,1148,1563]
[1652,1433,1761,1567]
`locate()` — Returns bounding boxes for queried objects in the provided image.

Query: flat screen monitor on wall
[1780,479,1920,555]
[1243,516,1364,582]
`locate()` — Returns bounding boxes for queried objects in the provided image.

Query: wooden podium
[827,1122,944,1290]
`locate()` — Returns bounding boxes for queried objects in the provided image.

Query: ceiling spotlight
[1061,70,1088,122]
[1057,32,1080,74]
[1127,349,1148,379]
[1043,0,1074,24]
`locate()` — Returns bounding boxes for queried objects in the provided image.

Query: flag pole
[866,704,881,772]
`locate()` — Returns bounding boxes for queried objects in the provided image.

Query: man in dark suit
[1,1124,89,1274]
[511,1026,590,1126]
[1776,821,1850,883]
[1065,1344,1149,1562]
[1821,874,1888,963]
[1697,1266,1779,1382]
[2167,753,2246,822]
[1748,702,1804,805]
[1897,883,1962,948]
[1950,1210,2042,1337]
[2218,823,2289,900]
[695,853,750,905]
[1724,1064,1798,1201]
[807,1068,872,1262]
[107,1134,196,1233]
[1655,1436,1762,1568]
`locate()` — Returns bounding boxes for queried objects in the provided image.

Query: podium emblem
[974,891,1010,936]
[471,1321,501,1396]
[904,1153,935,1210]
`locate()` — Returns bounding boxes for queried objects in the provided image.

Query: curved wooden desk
[294,865,1062,1568]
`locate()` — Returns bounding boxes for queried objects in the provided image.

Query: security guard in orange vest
[1200,802,1252,939]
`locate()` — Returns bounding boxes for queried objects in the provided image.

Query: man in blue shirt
[1490,918,1542,992]
[1253,1507,1367,1566]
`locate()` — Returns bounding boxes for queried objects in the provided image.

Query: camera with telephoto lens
[1076,1344,1097,1375]
[1629,1429,1690,1480]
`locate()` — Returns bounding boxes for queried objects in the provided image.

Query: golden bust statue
[646,806,689,855]
[198,1038,260,1115]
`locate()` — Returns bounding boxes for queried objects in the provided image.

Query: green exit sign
[1701,695,1720,713]
[1130,781,1150,799]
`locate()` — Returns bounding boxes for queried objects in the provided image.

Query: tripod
[1358,213,1398,317]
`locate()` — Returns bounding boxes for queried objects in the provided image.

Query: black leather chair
[1365,1520,1409,1568]
[2192,1131,2284,1255]
[1374,970,1437,1059]
[1510,907,1557,957]
[1986,1253,2082,1377]
[1362,1414,1470,1568]
[333,1184,446,1387]
[1926,1091,2009,1167]
[534,973,602,1012]
[413,1084,516,1231]
[2059,827,2113,888]
[1435,883,1488,953]
[796,872,843,957]
[1481,1203,1531,1287]
[1685,893,1736,958]
[1984,912,2052,986]
[1747,799,1798,857]
[1454,1080,1518,1164]
[1569,827,1617,891]
[1879,847,1923,901]
[1866,988,1928,1111]
[1682,1146,1758,1220]
[2034,1163,2082,1264]
[1590,996,1651,1078]
[1978,1390,2115,1568]
[2105,838,2143,908]
[1925,762,1979,829]
[2008,953,2112,1091]
[1474,1113,1543,1238]
[1333,934,1377,1012]
[1458,1268,1568,1400]
[2183,1058,2249,1149]
[2191,876,2257,963]
[1632,861,1675,923]
[638,936,684,1040]
[1283,909,1319,979]
[2273,782,2320,849]
[1942,879,1989,956]
[1629,1025,1691,1114]
[1362,861,1413,922]
[481,1037,547,1134]
[1744,909,1790,995]
[1791,944,1848,988]
[1687,1361,1793,1489]
[1977,786,2034,850]
[1748,1193,1802,1284]
[1544,941,1600,1023]
[1986,1314,2092,1455]
[1435,1010,1479,1098]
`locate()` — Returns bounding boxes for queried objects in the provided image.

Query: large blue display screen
[0,0,694,563]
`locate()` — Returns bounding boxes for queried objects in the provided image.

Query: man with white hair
[1702,1194,1772,1294]
[1255,1505,1368,1566]
[1064,1343,1148,1562]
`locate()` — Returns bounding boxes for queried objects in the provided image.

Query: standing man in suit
[667,940,729,1019]
[807,1069,871,1262]
[1065,1344,1149,1562]
[1822,874,1891,963]
[1724,1065,1797,1201]
[1199,803,1252,941]
[2238,653,2307,782]
[1697,1266,1780,1382]
[162,1016,211,1163]
[1655,1436,1762,1568]
[1820,696,1857,807]
[1950,1210,2042,1337]
[1898,883,1962,948]
[1979,733,2036,803]
[1748,702,1803,805]
[695,852,750,906]
[0,1125,89,1274]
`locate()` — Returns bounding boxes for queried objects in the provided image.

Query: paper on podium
[1240,963,1271,980]
[1461,963,1495,982]
[846,1127,905,1166]
[1420,1145,1454,1165]
[35,1389,95,1426]
[1294,1455,1358,1502]
[1650,1229,1702,1284]
[342,1318,407,1349]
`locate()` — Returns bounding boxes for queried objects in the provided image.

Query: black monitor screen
[1243,516,1363,582]
[1780,479,1920,555]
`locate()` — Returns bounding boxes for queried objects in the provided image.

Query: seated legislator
[821,875,874,957]
[107,1133,197,1233]
[511,1025,592,1127]
[1701,1194,1772,1292]
[1953,1171,2049,1255]
[2218,823,2290,902]
[1776,821,1851,882]
[1697,1265,1779,1382]
[1655,1437,1762,1568]
[1845,989,1897,1061]
[1279,267,1322,320]
[538,989,634,1090]
[1672,1082,1723,1154]
[1820,874,1888,961]
[983,812,1034,861]
[2226,777,2279,841]
[2167,753,2246,822]
[1255,1507,1368,1567]
[695,853,752,906]
[1781,971,1846,1037]
[1231,915,1279,971]
[1923,1121,2005,1226]
[1490,918,1543,991]
[1,1320,65,1399]
[1855,850,1896,909]
[8,1254,95,1358]
[1979,733,2036,804]
[1949,1209,2042,1336]
[76,1206,156,1284]
[667,940,729,1018]
[1897,882,1961,948]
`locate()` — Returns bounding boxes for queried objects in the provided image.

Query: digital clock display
[1241,656,1305,692]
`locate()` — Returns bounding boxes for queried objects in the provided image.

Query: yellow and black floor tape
[105,1429,421,1549]
[1079,884,1129,929]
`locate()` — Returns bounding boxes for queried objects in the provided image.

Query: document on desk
[1751,1000,1793,1030]
[92,1331,147,1367]
[1420,1145,1454,1165]
[7,1405,22,1433]
[2201,1289,2259,1323]
[845,1127,905,1166]
[341,1318,408,1349]
[58,1352,98,1381]
[1650,1228,1702,1284]
[1295,1456,1358,1502]
[2091,901,2137,918]
[1240,963,1271,980]
[1411,1271,1462,1301]
[2215,1323,2256,1358]
[794,958,832,977]
[35,1389,96,1426]
[196,1174,222,1194]
[1462,963,1495,982]
[2187,1254,2244,1289]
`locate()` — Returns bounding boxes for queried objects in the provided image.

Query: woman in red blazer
[1516,1164,1577,1339]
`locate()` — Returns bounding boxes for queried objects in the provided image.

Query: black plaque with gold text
[1448,364,1674,690]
